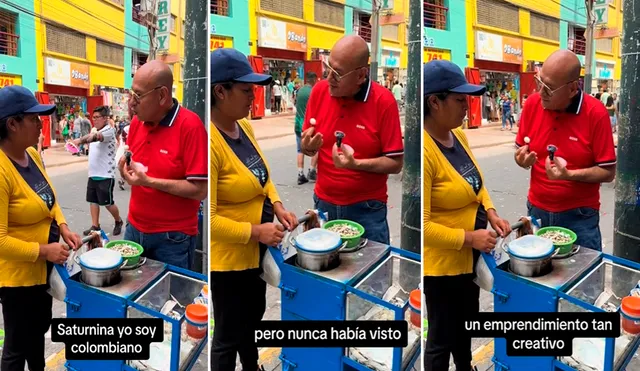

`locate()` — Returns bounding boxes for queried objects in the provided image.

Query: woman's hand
[40,243,69,265]
[466,230,498,253]
[251,223,285,246]
[274,202,298,231]
[488,209,511,238]
[60,223,82,250]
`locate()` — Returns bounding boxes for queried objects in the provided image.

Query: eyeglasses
[534,75,576,97]
[92,115,105,120]
[130,86,163,102]
[322,60,366,82]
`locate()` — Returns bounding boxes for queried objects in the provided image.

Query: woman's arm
[209,145,253,244]
[423,155,466,250]
[0,174,40,262]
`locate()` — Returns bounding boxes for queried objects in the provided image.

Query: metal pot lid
[506,235,555,260]
[79,247,123,270]
[294,228,342,254]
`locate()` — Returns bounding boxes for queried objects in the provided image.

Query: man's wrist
[349,159,362,170]
[563,169,576,181]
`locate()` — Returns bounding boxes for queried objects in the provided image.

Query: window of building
[96,40,124,66]
[568,25,586,56]
[596,38,613,53]
[314,1,344,28]
[477,0,519,33]
[261,0,303,19]
[46,23,86,59]
[182,20,185,38]
[0,10,18,57]
[353,11,372,43]
[211,0,230,16]
[530,12,559,41]
[132,51,148,77]
[424,0,448,30]
[132,0,143,24]
[381,25,399,41]
[171,14,177,33]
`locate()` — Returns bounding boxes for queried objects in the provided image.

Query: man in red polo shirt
[515,50,616,251]
[301,35,404,244]
[119,61,208,270]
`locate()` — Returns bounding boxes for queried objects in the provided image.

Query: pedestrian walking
[72,105,124,237]
[422,60,511,371]
[0,85,82,371]
[606,95,617,133]
[294,71,318,185]
[119,60,208,270]
[515,50,616,251]
[208,48,298,371]
[300,35,404,245]
[72,114,82,154]
[392,80,403,110]
[272,80,282,114]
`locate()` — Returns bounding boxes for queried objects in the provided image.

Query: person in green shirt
[295,71,318,185]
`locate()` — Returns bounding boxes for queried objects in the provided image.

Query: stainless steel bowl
[296,248,341,272]
[75,255,126,287]
[508,254,554,277]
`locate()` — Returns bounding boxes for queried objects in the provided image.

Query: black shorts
[86,178,115,206]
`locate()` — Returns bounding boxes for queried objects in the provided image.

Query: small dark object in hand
[547,145,557,161]
[124,151,132,166]
[335,131,345,148]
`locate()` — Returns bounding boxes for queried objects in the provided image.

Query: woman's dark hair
[210,82,234,108]
[0,114,24,141]
[606,96,614,107]
[423,93,449,117]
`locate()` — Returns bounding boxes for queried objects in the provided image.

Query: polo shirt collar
[565,90,584,115]
[353,77,372,102]
[158,98,180,127]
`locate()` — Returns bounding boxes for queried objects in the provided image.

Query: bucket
[185,303,208,340]
[621,296,640,335]
[409,289,421,328]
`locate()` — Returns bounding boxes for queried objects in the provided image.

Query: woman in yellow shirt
[0,86,81,370]
[423,61,511,371]
[209,49,298,371]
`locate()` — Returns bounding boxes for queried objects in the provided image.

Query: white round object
[79,248,123,270]
[310,118,316,125]
[524,136,531,144]
[294,228,342,254]
[507,235,554,259]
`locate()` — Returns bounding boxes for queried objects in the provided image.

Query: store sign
[382,49,400,68]
[0,74,20,87]
[258,17,307,53]
[210,36,233,50]
[594,0,610,25]
[45,57,90,89]
[597,62,614,79]
[475,31,523,64]
[155,0,171,51]
[424,48,451,62]
[423,28,436,47]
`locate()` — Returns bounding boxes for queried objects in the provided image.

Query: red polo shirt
[516,92,616,212]
[302,79,404,205]
[127,100,208,235]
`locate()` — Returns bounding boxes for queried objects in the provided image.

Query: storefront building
[422,0,467,70]
[0,1,38,92]
[210,0,250,55]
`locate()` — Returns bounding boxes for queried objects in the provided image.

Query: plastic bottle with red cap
[408,289,421,328]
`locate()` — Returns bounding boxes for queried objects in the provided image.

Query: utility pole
[142,0,158,60]
[613,0,640,265]
[583,0,595,94]
[370,0,380,82]
[183,0,208,273]
[400,0,421,290]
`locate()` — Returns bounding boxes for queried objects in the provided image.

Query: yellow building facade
[34,0,187,125]
[592,0,623,93]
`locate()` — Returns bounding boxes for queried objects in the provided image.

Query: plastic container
[535,226,577,255]
[408,289,421,328]
[506,235,555,260]
[322,219,365,249]
[185,303,208,340]
[104,240,144,266]
[294,228,342,254]
[621,296,640,334]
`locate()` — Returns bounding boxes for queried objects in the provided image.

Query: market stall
[53,233,208,371]
[480,218,640,371]
[266,211,421,371]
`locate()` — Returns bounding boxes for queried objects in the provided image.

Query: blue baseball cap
[210,48,272,85]
[0,85,56,121]
[423,60,486,96]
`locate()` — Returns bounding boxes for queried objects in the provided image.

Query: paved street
[0,162,208,371]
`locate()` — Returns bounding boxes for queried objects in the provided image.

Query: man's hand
[72,138,82,148]
[122,162,150,186]
[545,156,570,181]
[332,143,357,169]
[301,126,323,156]
[515,145,537,169]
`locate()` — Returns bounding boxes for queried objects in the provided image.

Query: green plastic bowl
[536,227,577,255]
[0,328,4,347]
[323,220,365,249]
[105,240,144,266]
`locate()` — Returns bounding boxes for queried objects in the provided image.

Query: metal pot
[75,255,127,287]
[502,244,558,277]
[296,246,344,272]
